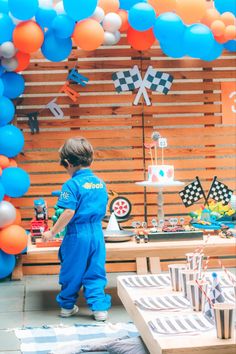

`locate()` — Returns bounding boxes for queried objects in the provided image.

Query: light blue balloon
[63,0,97,21]
[1,167,30,198]
[184,24,215,59]
[160,38,186,58]
[128,3,156,31]
[153,12,186,42]
[0,0,8,14]
[0,14,14,45]
[0,66,5,76]
[0,183,5,201]
[2,72,25,99]
[120,0,147,10]
[0,125,24,157]
[52,14,75,39]
[0,250,16,279]
[8,0,39,21]
[0,78,4,96]
[0,96,15,127]
[35,7,57,29]
[200,41,223,61]
[41,30,72,62]
[214,0,236,16]
[224,39,236,52]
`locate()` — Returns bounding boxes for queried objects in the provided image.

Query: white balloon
[38,0,53,8]
[114,31,121,44]
[0,201,16,228]
[1,57,18,71]
[230,195,236,210]
[91,6,105,23]
[0,42,16,59]
[103,31,117,46]
[9,13,23,25]
[55,1,66,14]
[103,12,122,32]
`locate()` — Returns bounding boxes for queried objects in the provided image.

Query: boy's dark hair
[59,137,94,168]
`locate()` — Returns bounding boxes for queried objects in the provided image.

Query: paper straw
[200,256,211,280]
[217,258,236,286]
[194,234,210,254]
[196,279,214,308]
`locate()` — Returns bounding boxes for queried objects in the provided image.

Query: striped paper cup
[213,303,235,339]
[168,264,186,291]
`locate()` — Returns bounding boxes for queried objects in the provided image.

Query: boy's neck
[68,166,89,177]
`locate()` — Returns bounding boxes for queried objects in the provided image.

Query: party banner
[221,82,236,125]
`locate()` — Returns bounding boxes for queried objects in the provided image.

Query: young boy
[42,137,111,321]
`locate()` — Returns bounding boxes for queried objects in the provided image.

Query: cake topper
[145,131,168,166]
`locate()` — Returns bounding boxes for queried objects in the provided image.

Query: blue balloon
[0,78,4,96]
[154,12,186,42]
[160,38,186,58]
[63,0,97,21]
[35,7,57,29]
[0,66,5,76]
[0,96,15,127]
[184,24,215,59]
[200,41,223,61]
[0,183,5,201]
[120,0,147,10]
[0,250,16,279]
[1,167,30,198]
[0,14,15,45]
[214,0,236,16]
[2,72,25,99]
[0,0,9,14]
[0,125,24,158]
[8,0,39,21]
[128,3,156,31]
[52,14,75,39]
[41,30,72,62]
[224,39,236,52]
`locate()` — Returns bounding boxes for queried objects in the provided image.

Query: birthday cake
[148,165,174,183]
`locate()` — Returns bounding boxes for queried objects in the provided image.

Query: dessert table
[117,273,236,354]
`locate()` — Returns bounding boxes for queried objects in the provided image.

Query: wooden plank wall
[15,38,236,229]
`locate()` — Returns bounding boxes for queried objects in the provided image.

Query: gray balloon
[0,42,17,59]
[1,57,18,71]
[0,201,16,228]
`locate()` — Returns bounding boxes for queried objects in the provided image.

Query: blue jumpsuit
[56,168,111,311]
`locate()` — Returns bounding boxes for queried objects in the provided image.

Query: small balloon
[201,8,221,27]
[1,167,30,198]
[176,0,207,24]
[127,27,156,50]
[224,39,236,52]
[14,51,30,72]
[63,0,97,22]
[0,155,9,169]
[73,19,104,51]
[211,20,226,37]
[1,57,18,72]
[0,14,15,45]
[103,31,117,45]
[8,0,39,21]
[1,72,25,99]
[118,10,129,32]
[0,96,15,126]
[0,41,16,59]
[103,13,122,32]
[128,3,156,32]
[0,225,28,255]
[225,25,236,41]
[41,30,72,61]
[214,0,236,16]
[153,12,186,42]
[98,0,120,14]
[52,14,75,39]
[160,37,186,58]
[0,125,24,158]
[200,40,223,61]
[55,1,65,14]
[0,250,16,279]
[221,12,236,26]
[91,6,105,23]
[13,21,44,54]
[184,24,215,59]
[35,6,57,29]
[0,201,16,228]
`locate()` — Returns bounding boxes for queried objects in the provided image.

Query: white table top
[136,181,185,188]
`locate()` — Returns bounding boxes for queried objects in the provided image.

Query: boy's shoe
[93,310,108,322]
[60,305,79,318]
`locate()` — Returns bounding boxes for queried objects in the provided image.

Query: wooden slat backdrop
[15,39,236,228]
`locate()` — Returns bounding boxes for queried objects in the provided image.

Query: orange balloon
[14,209,22,226]
[73,19,104,51]
[225,25,236,41]
[0,155,9,169]
[127,27,156,51]
[0,167,2,176]
[3,196,11,202]
[215,34,227,44]
[8,159,17,167]
[148,0,177,14]
[13,20,44,54]
[176,0,207,24]
[118,10,129,32]
[221,12,236,26]
[201,8,221,27]
[211,20,226,37]
[15,51,30,72]
[0,225,28,255]
[98,0,120,14]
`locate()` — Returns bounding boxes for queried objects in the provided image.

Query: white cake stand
[136,180,185,221]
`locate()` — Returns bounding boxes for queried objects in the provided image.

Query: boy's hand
[42,230,54,242]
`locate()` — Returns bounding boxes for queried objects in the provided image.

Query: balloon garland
[0,0,235,278]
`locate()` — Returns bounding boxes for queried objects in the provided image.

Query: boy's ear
[60,159,69,168]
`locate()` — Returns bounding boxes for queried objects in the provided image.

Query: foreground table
[12,236,236,279]
[117,274,236,354]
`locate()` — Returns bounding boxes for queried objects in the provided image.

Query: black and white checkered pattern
[207,177,233,205]
[179,178,205,207]
[145,67,173,95]
[112,66,141,93]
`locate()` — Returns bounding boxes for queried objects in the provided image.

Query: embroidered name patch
[83,182,104,190]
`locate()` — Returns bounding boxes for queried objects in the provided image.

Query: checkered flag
[112,65,142,93]
[179,177,205,207]
[206,177,233,205]
[144,66,173,95]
